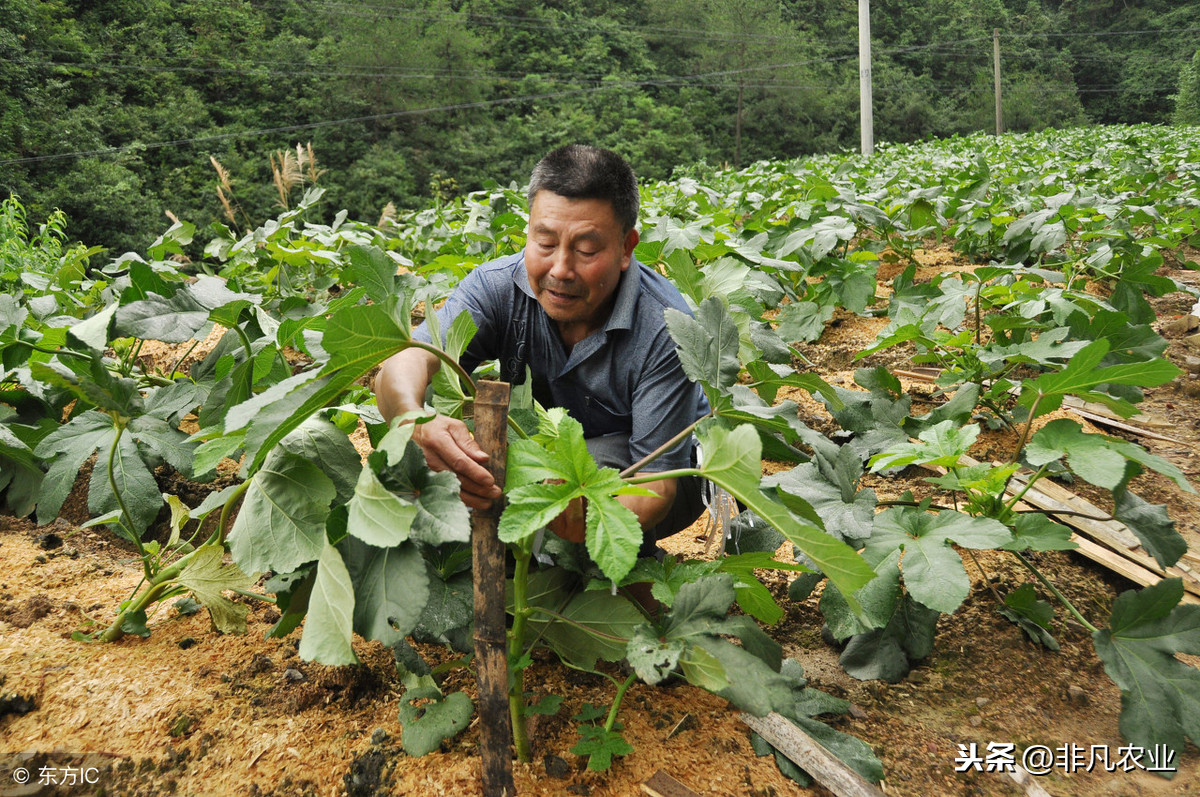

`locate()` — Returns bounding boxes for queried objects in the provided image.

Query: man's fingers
[413,416,501,506]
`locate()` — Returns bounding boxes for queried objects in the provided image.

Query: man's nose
[547,248,575,280]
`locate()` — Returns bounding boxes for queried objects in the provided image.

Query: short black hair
[528,145,639,232]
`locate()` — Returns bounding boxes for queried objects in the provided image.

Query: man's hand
[412,414,502,510]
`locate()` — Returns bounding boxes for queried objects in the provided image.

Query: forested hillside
[2,0,1199,252]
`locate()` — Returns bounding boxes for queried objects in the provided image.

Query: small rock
[177,638,197,650]
[0,692,36,717]
[283,668,306,683]
[1162,315,1200,338]
[1184,332,1200,352]
[975,697,989,708]
[544,755,571,779]
[1066,685,1089,706]
[969,716,982,728]
[37,533,63,550]
[1183,355,1200,375]
[907,670,926,684]
[370,728,388,745]
[848,704,868,720]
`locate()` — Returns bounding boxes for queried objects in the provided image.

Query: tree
[1174,50,1200,126]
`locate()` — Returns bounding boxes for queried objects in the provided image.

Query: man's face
[525,190,638,344]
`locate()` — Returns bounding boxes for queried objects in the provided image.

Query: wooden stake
[472,380,515,796]
[741,712,886,797]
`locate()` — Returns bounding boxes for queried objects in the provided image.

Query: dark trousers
[585,432,706,559]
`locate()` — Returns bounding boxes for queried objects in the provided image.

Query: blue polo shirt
[415,251,708,471]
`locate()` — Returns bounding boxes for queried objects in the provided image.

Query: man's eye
[576,249,597,257]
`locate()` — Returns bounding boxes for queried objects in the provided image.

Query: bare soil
[3,247,1200,796]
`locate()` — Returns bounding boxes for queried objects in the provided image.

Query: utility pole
[859,0,874,155]
[993,28,1003,136]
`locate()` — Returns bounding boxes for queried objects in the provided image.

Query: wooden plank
[1061,406,1183,443]
[1070,536,1200,604]
[942,456,1200,600]
[740,712,886,797]
[1060,395,1170,428]
[641,770,701,797]
[1005,471,1200,599]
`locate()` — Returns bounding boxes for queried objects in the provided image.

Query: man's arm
[373,348,501,509]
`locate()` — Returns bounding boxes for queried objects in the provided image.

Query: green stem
[1013,551,1100,633]
[623,467,699,487]
[619,414,709,479]
[105,419,150,577]
[233,324,256,398]
[1007,393,1042,467]
[507,544,534,763]
[974,279,984,346]
[168,339,201,379]
[1003,464,1050,514]
[604,673,638,733]
[404,340,478,399]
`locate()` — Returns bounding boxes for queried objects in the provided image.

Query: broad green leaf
[346,459,418,547]
[298,540,359,665]
[498,482,574,544]
[399,686,473,757]
[173,545,257,634]
[1093,579,1200,773]
[864,507,1012,614]
[1020,339,1180,417]
[531,585,644,671]
[869,421,980,473]
[626,624,685,685]
[838,596,939,683]
[34,411,115,526]
[228,451,336,575]
[998,583,1059,651]
[86,432,161,538]
[114,277,258,343]
[1002,513,1077,552]
[340,536,430,645]
[696,423,875,603]
[374,442,471,545]
[584,494,642,583]
[664,296,741,397]
[1114,488,1187,570]
[776,301,833,344]
[245,304,412,473]
[821,550,903,640]
[343,244,400,303]
[415,567,473,648]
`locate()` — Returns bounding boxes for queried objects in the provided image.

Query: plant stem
[105,419,150,577]
[1013,551,1100,633]
[965,549,1004,604]
[404,339,478,399]
[1008,393,1042,466]
[619,414,709,479]
[507,545,534,763]
[1003,464,1050,514]
[604,673,638,733]
[168,339,201,379]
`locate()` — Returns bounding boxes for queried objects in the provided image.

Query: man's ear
[621,227,639,270]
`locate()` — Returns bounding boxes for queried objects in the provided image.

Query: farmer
[373,144,707,558]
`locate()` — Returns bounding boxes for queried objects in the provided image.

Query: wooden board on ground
[740,712,886,797]
[951,455,1200,602]
[641,769,701,797]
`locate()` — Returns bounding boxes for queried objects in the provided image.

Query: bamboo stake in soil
[471,380,514,796]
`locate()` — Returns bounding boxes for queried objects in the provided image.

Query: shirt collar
[511,252,644,333]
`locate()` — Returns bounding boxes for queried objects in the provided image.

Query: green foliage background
[2,0,1199,252]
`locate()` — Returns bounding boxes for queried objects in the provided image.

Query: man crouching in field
[373,144,707,559]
